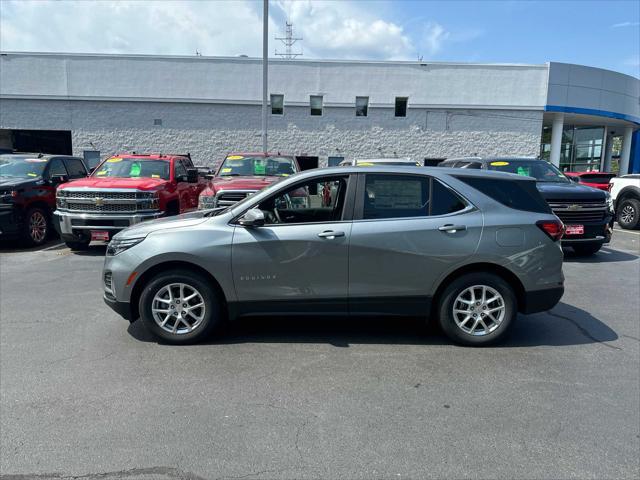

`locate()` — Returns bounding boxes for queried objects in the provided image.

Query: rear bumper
[560,217,613,245]
[53,210,163,238]
[104,295,134,321]
[521,285,564,314]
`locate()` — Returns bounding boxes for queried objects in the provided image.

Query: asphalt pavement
[1,231,639,479]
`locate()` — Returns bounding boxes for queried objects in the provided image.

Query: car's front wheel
[139,269,224,344]
[617,198,640,230]
[23,207,49,246]
[437,272,516,346]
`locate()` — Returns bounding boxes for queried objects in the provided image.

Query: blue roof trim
[545,105,640,125]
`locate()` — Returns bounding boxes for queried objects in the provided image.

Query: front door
[232,174,353,314]
[348,173,483,314]
[173,160,195,212]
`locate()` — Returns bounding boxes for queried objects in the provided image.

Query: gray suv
[103,166,565,346]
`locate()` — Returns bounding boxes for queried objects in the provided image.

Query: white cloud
[421,22,450,55]
[611,21,640,28]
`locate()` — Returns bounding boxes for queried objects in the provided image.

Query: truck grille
[547,199,607,224]
[58,191,139,200]
[67,203,137,213]
[58,189,158,214]
[215,190,257,207]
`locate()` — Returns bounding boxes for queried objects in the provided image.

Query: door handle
[317,230,345,239]
[438,224,467,233]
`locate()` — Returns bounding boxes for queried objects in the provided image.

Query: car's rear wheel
[437,272,516,346]
[572,243,602,256]
[23,208,49,246]
[617,198,640,230]
[139,269,223,344]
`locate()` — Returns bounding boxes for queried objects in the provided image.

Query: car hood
[60,177,167,191]
[211,176,282,191]
[114,210,209,239]
[0,177,41,189]
[536,181,607,201]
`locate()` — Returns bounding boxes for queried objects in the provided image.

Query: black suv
[439,157,613,255]
[0,153,88,246]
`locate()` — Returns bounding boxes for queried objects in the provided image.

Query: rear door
[348,173,483,314]
[231,174,355,314]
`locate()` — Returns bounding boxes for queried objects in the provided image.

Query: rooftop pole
[261,0,268,154]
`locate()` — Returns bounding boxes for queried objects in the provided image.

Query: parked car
[198,153,300,210]
[0,153,88,246]
[564,171,616,191]
[103,166,564,346]
[339,158,422,167]
[609,174,640,229]
[54,153,207,250]
[439,157,613,255]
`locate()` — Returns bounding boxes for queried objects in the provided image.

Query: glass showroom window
[310,95,323,116]
[356,96,369,117]
[395,97,408,117]
[271,94,284,115]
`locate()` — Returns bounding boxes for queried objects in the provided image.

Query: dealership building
[0,52,638,173]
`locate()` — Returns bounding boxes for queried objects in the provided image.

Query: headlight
[605,192,614,213]
[0,190,16,204]
[106,237,145,256]
[137,191,160,211]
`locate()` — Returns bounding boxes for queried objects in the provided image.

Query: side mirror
[238,208,265,227]
[205,173,215,180]
[49,174,68,186]
[568,176,580,183]
[187,168,199,183]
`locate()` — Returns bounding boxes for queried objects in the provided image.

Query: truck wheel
[617,198,640,229]
[139,269,224,344]
[572,243,602,256]
[437,272,516,347]
[65,240,90,251]
[23,208,49,246]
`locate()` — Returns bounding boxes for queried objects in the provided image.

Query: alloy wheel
[29,211,48,243]
[620,204,635,224]
[452,285,505,336]
[151,283,206,334]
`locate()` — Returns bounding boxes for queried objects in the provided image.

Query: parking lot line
[42,242,65,251]
[613,228,640,236]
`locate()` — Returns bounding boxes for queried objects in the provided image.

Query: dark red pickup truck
[54,153,207,249]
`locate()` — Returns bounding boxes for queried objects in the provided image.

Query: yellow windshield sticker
[152,174,160,178]
[221,167,232,173]
[490,161,509,166]
[107,157,122,163]
[27,172,38,177]
[281,173,289,176]
[227,155,244,160]
[96,170,107,175]
[358,162,374,166]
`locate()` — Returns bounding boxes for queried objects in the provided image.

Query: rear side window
[455,176,551,214]
[64,158,87,178]
[362,174,467,219]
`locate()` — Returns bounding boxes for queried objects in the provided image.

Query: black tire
[572,243,602,256]
[139,269,224,344]
[437,272,516,346]
[23,207,49,246]
[617,198,640,230]
[65,240,90,251]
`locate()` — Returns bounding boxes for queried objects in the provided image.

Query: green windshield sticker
[129,162,141,177]
[516,166,530,176]
[253,160,266,175]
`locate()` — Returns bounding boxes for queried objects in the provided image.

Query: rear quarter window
[455,176,551,214]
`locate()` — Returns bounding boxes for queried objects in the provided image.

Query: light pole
[261,0,268,154]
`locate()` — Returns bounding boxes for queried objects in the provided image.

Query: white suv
[609,175,640,229]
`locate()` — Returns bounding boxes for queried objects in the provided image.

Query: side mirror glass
[238,208,265,227]
[187,168,199,183]
[50,174,68,186]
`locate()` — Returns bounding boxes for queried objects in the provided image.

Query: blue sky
[1,0,638,77]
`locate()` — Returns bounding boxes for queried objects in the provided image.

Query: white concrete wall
[0,98,543,166]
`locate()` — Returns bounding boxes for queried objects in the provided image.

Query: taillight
[537,219,564,242]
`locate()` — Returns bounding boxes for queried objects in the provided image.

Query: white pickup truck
[609,174,640,229]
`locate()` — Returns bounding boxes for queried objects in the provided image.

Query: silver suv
[103,166,565,346]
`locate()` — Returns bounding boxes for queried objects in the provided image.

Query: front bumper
[53,210,163,238]
[0,206,22,238]
[104,295,134,321]
[521,285,564,314]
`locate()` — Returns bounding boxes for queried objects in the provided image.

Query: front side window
[310,95,323,116]
[395,97,408,117]
[363,174,430,219]
[174,160,187,181]
[47,158,68,178]
[93,158,170,180]
[271,94,284,115]
[218,155,296,177]
[258,176,348,225]
[355,96,369,117]
[64,158,87,178]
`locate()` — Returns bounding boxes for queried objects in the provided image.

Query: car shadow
[127,301,618,349]
[0,238,64,253]
[70,243,108,256]
[563,246,638,263]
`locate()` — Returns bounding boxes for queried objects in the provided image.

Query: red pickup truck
[198,152,300,209]
[54,153,207,250]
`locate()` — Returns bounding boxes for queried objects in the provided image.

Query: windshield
[0,156,47,178]
[218,155,296,177]
[487,160,570,183]
[93,157,170,180]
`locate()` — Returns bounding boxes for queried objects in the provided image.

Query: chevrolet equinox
[103,166,565,346]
